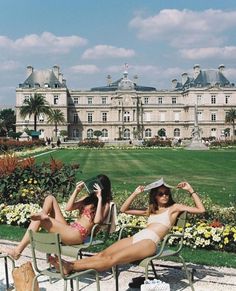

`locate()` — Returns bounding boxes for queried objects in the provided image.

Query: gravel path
[0,239,236,291]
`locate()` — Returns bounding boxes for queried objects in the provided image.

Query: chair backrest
[175,211,187,229]
[97,202,117,236]
[28,230,65,278]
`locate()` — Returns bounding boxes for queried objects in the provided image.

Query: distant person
[0,174,113,260]
[49,179,205,274]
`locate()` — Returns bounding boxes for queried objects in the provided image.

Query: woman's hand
[93,183,102,199]
[132,185,145,196]
[176,181,194,193]
[75,181,84,193]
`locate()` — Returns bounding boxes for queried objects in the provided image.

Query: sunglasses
[156,191,169,197]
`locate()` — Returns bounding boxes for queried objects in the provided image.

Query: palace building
[15,64,236,141]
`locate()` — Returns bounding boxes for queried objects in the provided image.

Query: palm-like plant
[20,94,51,131]
[225,108,236,140]
[47,109,66,137]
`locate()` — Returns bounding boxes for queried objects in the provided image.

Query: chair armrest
[118,224,144,240]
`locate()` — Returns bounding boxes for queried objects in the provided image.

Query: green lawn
[35,148,236,206]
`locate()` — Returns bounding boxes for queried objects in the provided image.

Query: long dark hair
[81,174,112,208]
[148,186,175,215]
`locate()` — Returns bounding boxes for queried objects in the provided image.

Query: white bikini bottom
[132,228,160,245]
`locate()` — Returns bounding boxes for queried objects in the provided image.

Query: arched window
[124,129,130,139]
[174,128,180,137]
[102,129,108,138]
[145,128,152,137]
[211,128,217,137]
[87,128,93,138]
[158,128,166,137]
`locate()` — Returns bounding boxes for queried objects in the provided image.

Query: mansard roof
[19,69,66,89]
[173,65,234,91]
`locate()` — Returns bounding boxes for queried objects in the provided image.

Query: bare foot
[48,255,73,275]
[30,211,49,221]
[0,246,21,260]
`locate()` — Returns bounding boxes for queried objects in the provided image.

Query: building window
[172,97,177,104]
[124,111,130,122]
[144,97,149,104]
[211,113,216,122]
[225,95,230,104]
[101,97,107,104]
[102,129,108,137]
[73,97,79,105]
[54,95,59,105]
[124,129,130,139]
[174,128,180,137]
[211,95,216,104]
[88,113,93,123]
[102,112,107,122]
[198,111,202,121]
[158,128,166,137]
[87,97,93,104]
[158,97,163,104]
[38,113,44,122]
[24,95,30,102]
[73,129,79,137]
[197,95,202,104]
[87,129,93,138]
[211,128,217,137]
[145,128,152,137]
[73,113,78,123]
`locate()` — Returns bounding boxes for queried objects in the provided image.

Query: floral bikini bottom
[70,222,89,241]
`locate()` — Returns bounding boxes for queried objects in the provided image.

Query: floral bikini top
[147,208,172,229]
[81,207,95,222]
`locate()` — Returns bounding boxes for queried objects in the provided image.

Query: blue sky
[1,0,236,106]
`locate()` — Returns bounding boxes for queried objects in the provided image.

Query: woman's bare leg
[49,238,156,273]
[0,195,67,259]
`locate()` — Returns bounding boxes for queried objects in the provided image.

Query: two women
[49,180,205,274]
[0,174,112,260]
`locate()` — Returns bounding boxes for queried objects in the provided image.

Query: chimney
[218,64,225,73]
[133,74,138,84]
[107,74,112,85]
[26,65,33,77]
[181,73,188,85]
[59,73,63,83]
[53,65,60,78]
[62,79,66,86]
[193,64,200,78]
[171,79,177,89]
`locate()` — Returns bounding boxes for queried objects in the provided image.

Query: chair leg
[63,279,67,291]
[95,272,100,291]
[178,255,195,291]
[75,277,79,291]
[113,265,119,291]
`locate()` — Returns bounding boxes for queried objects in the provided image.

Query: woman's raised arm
[65,181,85,211]
[120,185,147,216]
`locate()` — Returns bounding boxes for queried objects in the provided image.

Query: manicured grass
[35,148,236,206]
[0,224,235,268]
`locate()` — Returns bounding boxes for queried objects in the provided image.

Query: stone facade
[15,65,236,141]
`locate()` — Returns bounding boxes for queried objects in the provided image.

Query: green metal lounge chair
[28,230,100,291]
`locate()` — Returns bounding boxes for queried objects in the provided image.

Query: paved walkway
[0,239,236,291]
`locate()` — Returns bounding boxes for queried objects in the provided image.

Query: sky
[1,0,236,107]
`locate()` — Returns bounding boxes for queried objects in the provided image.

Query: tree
[0,108,16,135]
[225,108,236,140]
[20,94,51,131]
[47,109,66,137]
[93,130,102,140]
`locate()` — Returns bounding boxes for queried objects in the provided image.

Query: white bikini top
[147,208,172,228]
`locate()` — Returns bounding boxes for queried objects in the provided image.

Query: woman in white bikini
[0,174,112,260]
[49,179,205,274]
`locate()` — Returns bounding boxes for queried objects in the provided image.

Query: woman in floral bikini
[0,174,112,260]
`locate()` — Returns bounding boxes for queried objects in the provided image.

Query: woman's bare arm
[65,181,85,211]
[175,181,205,214]
[120,185,147,216]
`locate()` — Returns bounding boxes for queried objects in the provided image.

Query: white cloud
[82,45,136,60]
[69,64,99,74]
[0,60,20,71]
[180,46,236,60]
[0,32,88,54]
[129,9,236,48]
